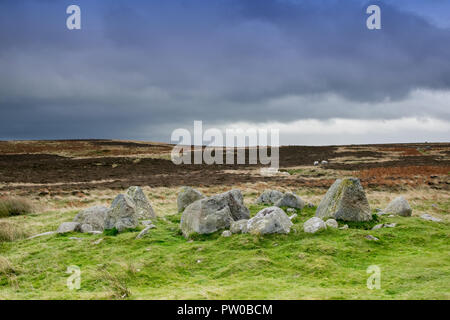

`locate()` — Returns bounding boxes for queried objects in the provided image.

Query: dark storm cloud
[0,0,449,140]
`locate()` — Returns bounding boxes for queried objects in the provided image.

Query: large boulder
[73,205,109,232]
[180,189,249,238]
[177,186,205,212]
[247,207,293,235]
[104,194,139,232]
[126,186,156,219]
[303,217,326,233]
[384,196,412,217]
[180,198,234,238]
[255,190,284,205]
[274,192,305,209]
[315,178,372,221]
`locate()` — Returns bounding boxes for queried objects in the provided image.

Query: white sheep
[314,161,319,166]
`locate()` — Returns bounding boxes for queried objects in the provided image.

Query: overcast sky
[0,0,449,145]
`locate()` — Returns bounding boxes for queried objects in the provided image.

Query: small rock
[372,224,384,230]
[230,220,249,234]
[431,204,438,209]
[420,214,442,222]
[221,230,232,237]
[307,203,315,208]
[88,230,103,235]
[388,215,395,218]
[384,223,397,228]
[339,224,349,230]
[57,222,80,234]
[384,196,412,217]
[286,208,296,214]
[135,225,155,239]
[365,235,379,241]
[289,214,298,220]
[68,237,83,240]
[141,220,154,226]
[196,259,202,264]
[28,231,56,239]
[303,217,326,234]
[93,238,103,245]
[325,219,338,228]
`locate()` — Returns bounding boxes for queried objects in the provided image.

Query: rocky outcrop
[315,178,372,221]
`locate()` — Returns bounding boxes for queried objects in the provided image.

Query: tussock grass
[0,221,28,242]
[0,197,34,217]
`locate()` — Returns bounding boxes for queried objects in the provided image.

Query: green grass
[0,206,449,300]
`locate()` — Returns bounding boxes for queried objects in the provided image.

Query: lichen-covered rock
[73,205,109,232]
[104,194,139,232]
[57,222,80,234]
[214,189,250,221]
[255,190,283,205]
[180,189,249,238]
[126,186,156,219]
[315,178,372,221]
[230,219,249,234]
[274,192,305,209]
[325,219,338,228]
[247,207,293,235]
[384,196,412,217]
[177,186,205,212]
[303,217,326,233]
[180,197,234,238]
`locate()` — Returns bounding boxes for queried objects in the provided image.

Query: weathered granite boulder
[304,217,326,233]
[104,194,139,232]
[255,190,284,205]
[73,205,109,232]
[57,222,80,234]
[214,189,250,221]
[274,192,305,209]
[180,189,249,238]
[230,219,249,234]
[247,207,293,235]
[177,186,205,212]
[384,196,412,217]
[180,198,234,238]
[126,186,156,219]
[315,178,372,221]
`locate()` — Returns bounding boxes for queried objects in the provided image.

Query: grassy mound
[0,205,448,299]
